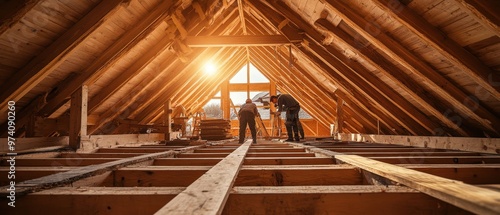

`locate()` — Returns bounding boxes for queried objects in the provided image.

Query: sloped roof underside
[0,0,498,137]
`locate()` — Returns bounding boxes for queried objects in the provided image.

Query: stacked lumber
[200,119,232,140]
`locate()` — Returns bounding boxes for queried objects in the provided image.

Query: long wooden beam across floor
[0,145,204,196]
[1,185,467,215]
[185,35,291,47]
[3,163,498,187]
[335,133,500,154]
[288,142,500,214]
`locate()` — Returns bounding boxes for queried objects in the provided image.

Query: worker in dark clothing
[270,94,300,142]
[238,98,260,144]
[297,120,305,139]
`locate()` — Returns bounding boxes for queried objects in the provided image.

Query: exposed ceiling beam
[0,0,41,34]
[371,0,499,101]
[0,0,124,115]
[260,0,432,135]
[37,0,175,117]
[88,32,175,113]
[248,0,399,135]
[454,0,500,37]
[237,0,247,34]
[185,35,290,47]
[315,19,469,136]
[321,0,500,136]
[247,44,341,132]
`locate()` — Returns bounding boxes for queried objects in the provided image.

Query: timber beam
[288,142,500,214]
[0,0,124,115]
[185,35,291,47]
[0,186,469,214]
[0,145,204,196]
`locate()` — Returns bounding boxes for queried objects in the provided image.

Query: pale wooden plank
[334,154,500,214]
[154,141,252,215]
[290,142,500,213]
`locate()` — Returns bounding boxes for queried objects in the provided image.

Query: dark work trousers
[239,111,256,143]
[285,106,300,141]
[297,120,305,139]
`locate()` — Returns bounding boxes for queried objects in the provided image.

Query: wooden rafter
[314,19,469,136]
[256,0,431,135]
[245,17,340,132]
[321,0,500,136]
[185,35,290,47]
[37,0,175,117]
[0,0,124,115]
[454,0,500,37]
[249,46,335,130]
[371,0,499,100]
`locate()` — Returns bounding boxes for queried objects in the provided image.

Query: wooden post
[269,81,278,136]
[334,97,343,135]
[69,85,88,150]
[164,99,172,141]
[221,80,230,119]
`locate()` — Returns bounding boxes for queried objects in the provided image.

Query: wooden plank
[0,187,182,215]
[245,152,315,157]
[0,168,69,186]
[80,133,165,152]
[0,158,120,167]
[0,137,68,153]
[314,18,469,136]
[0,0,124,114]
[112,167,208,187]
[224,186,469,214]
[456,0,500,37]
[37,0,176,118]
[235,167,363,186]
[290,142,500,213]
[342,151,480,157]
[335,133,500,154]
[154,141,251,215]
[185,35,290,47]
[244,157,335,165]
[321,147,446,152]
[259,0,434,135]
[97,148,176,154]
[0,146,203,196]
[399,164,500,184]
[334,154,500,214]
[153,158,223,166]
[372,0,499,100]
[370,156,500,164]
[177,152,315,158]
[323,0,500,135]
[59,153,146,158]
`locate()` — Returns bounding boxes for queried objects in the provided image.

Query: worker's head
[245,98,252,103]
[270,95,278,103]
